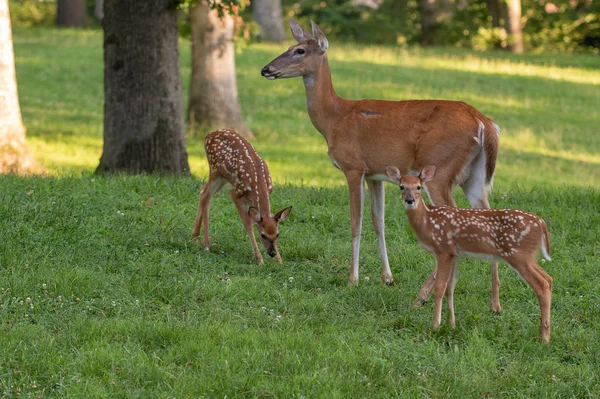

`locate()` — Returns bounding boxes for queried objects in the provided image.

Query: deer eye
[295,48,306,55]
[417,186,422,191]
[276,233,280,238]
[260,233,266,239]
[399,185,404,190]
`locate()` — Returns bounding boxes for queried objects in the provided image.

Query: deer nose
[405,198,415,205]
[261,66,270,76]
[267,248,277,257]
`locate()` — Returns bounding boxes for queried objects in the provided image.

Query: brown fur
[192,129,292,264]
[386,165,553,343]
[262,20,501,308]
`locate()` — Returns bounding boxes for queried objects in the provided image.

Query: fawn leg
[230,190,263,264]
[192,176,225,250]
[446,257,459,329]
[433,254,454,330]
[366,179,394,286]
[412,182,456,308]
[506,255,553,343]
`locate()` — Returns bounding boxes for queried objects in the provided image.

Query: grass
[1,26,599,397]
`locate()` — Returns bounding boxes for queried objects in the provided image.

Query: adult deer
[192,129,292,264]
[386,165,553,343]
[261,20,501,312]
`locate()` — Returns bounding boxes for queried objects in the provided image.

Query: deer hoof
[412,297,428,309]
[383,279,394,287]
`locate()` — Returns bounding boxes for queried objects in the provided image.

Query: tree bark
[187,3,252,138]
[94,0,104,21]
[56,0,88,27]
[419,0,438,46]
[0,0,43,175]
[487,0,501,28]
[505,0,524,53]
[252,0,286,43]
[97,0,189,174]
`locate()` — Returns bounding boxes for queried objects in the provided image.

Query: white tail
[262,20,501,314]
[386,164,553,343]
[192,129,292,264]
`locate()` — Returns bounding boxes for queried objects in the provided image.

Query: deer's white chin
[264,75,277,80]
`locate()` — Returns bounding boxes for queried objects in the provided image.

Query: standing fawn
[192,129,292,264]
[386,165,553,343]
[262,19,502,315]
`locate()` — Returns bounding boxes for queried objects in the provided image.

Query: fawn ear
[385,165,402,184]
[274,206,292,223]
[248,207,262,223]
[310,21,329,52]
[419,165,436,183]
[290,19,312,43]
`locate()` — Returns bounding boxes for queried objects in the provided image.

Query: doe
[386,164,553,343]
[192,129,292,264]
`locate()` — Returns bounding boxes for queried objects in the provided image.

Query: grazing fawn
[262,20,502,316]
[386,165,553,343]
[192,129,292,264]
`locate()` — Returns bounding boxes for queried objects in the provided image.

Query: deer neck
[303,55,344,143]
[246,180,272,218]
[405,199,432,239]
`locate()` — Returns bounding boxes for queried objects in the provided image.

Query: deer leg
[462,181,501,314]
[446,257,459,329]
[506,255,552,343]
[230,190,264,264]
[192,176,225,250]
[433,254,453,330]
[412,182,456,308]
[346,171,366,285]
[366,179,393,286]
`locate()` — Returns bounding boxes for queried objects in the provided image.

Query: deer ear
[385,165,402,184]
[419,165,437,183]
[290,19,312,43]
[248,207,262,223]
[274,206,292,223]
[310,21,329,52]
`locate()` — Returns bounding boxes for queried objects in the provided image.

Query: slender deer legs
[192,176,226,249]
[446,257,459,329]
[366,179,394,286]
[346,172,366,284]
[412,181,456,308]
[505,255,553,343]
[230,190,264,264]
[433,254,455,330]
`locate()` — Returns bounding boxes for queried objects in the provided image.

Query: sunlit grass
[13,27,600,189]
[4,27,600,398]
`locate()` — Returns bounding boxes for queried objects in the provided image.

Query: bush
[9,0,56,27]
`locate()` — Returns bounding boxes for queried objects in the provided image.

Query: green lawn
[1,27,599,397]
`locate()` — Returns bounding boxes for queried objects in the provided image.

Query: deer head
[261,20,329,81]
[248,206,293,257]
[386,165,436,210]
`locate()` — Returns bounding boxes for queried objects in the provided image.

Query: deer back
[204,129,272,204]
[428,207,548,259]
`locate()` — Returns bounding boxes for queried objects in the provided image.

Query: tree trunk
[56,0,88,27]
[0,0,43,174]
[252,0,286,43]
[487,0,506,49]
[419,0,438,46]
[94,0,104,21]
[187,3,252,138]
[97,0,189,174]
[487,0,501,28]
[505,0,524,53]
